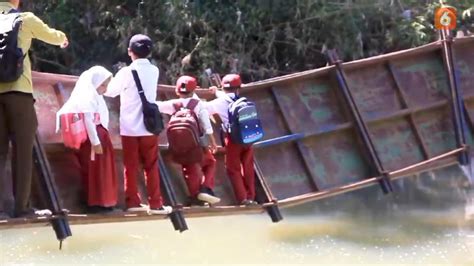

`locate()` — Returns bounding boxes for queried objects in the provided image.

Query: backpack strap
[172,101,183,113]
[131,69,150,106]
[0,11,22,37]
[1,8,19,14]
[185,98,203,135]
[186,98,199,111]
[224,94,246,105]
[228,97,247,114]
[223,94,236,104]
[224,95,246,133]
[172,99,198,113]
[9,9,19,14]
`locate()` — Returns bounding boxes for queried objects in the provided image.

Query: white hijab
[56,66,112,132]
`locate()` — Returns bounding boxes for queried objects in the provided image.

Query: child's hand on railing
[209,86,218,95]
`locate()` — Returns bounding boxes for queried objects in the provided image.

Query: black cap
[129,34,153,58]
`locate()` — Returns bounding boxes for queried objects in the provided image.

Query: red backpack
[166,99,203,164]
[59,113,100,149]
[59,113,88,149]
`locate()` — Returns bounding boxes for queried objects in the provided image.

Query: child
[205,74,257,206]
[157,75,220,206]
[105,34,172,215]
[56,66,118,213]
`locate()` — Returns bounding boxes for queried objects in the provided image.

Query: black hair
[131,46,151,58]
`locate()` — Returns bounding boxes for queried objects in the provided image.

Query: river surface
[1,201,473,265]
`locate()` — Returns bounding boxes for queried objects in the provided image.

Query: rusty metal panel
[416,107,456,156]
[369,118,425,170]
[246,75,375,195]
[247,76,375,196]
[300,132,370,190]
[463,99,474,142]
[33,86,64,145]
[343,61,428,171]
[254,143,313,199]
[345,63,403,120]
[390,52,450,106]
[271,78,347,134]
[453,40,474,146]
[239,44,468,199]
[453,41,474,96]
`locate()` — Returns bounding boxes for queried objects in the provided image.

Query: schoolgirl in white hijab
[56,66,118,212]
[56,66,112,150]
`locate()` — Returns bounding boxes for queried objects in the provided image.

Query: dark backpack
[166,99,203,165]
[0,10,24,83]
[226,95,264,145]
[131,70,164,135]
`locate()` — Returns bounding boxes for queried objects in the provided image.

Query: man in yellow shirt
[0,0,68,218]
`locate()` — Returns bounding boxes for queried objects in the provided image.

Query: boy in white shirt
[157,75,220,206]
[105,34,171,215]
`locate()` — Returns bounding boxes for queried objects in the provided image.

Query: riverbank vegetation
[25,0,473,84]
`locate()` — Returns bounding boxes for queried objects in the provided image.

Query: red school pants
[224,134,256,202]
[181,148,217,197]
[121,135,163,209]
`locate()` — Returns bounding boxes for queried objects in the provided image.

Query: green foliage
[23,0,474,84]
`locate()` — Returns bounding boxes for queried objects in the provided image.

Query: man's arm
[23,12,67,46]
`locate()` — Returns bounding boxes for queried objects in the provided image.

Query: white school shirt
[203,91,236,127]
[105,59,159,136]
[157,98,213,135]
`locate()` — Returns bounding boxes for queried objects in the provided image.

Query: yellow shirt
[0,3,66,94]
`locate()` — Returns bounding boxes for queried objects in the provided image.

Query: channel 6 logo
[435,6,457,30]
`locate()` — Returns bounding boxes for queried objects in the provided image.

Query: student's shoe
[15,208,52,218]
[240,200,258,206]
[105,207,123,214]
[88,206,122,214]
[197,187,221,204]
[86,206,101,214]
[187,197,210,207]
[126,204,149,212]
[149,205,172,215]
[0,211,11,220]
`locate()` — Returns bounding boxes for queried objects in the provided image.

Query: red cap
[175,75,197,94]
[221,74,241,88]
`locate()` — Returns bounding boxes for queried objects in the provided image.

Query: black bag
[0,10,24,83]
[131,70,164,135]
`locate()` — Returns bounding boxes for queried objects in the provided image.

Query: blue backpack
[225,95,264,145]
